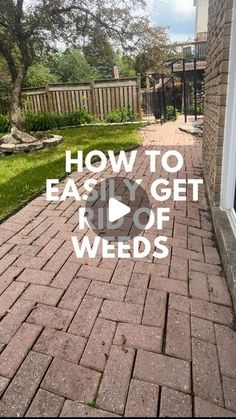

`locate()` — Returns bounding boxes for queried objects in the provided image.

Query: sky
[148,0,196,42]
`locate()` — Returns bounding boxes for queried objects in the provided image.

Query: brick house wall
[203,0,233,205]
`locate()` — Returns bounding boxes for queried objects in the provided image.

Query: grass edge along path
[0,124,143,221]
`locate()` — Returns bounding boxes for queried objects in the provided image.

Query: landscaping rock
[0,132,63,154]
[193,119,204,128]
[0,144,16,153]
[11,127,37,144]
[43,136,63,147]
[179,124,203,136]
[1,134,19,145]
[15,142,44,152]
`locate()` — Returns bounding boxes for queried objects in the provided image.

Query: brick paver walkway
[0,118,235,417]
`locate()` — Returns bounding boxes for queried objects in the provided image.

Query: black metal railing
[195,41,207,60]
[182,41,207,61]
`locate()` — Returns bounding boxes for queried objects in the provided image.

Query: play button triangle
[108,198,131,223]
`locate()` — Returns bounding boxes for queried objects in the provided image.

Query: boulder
[179,124,203,136]
[0,133,63,154]
[193,119,204,128]
[1,134,19,145]
[0,144,16,153]
[11,127,37,144]
[30,142,44,151]
[15,142,44,152]
[43,136,63,147]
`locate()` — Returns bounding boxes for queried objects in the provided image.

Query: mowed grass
[0,124,142,220]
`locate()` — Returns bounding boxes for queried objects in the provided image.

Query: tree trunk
[10,65,27,129]
[7,62,37,143]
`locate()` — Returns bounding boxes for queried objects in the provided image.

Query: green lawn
[0,124,142,221]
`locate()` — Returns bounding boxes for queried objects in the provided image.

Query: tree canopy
[0,0,178,129]
[48,49,99,83]
[24,63,58,87]
[83,25,115,79]
[0,0,146,126]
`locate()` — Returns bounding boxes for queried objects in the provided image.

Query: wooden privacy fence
[22,77,141,119]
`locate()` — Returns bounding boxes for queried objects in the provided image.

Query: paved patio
[0,118,235,417]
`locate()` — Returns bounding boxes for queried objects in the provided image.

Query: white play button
[85,177,151,240]
[108,198,131,223]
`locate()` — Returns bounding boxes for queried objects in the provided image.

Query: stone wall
[203,0,233,205]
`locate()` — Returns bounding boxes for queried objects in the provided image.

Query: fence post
[182,59,187,123]
[90,78,98,117]
[45,84,53,113]
[137,75,142,117]
[161,74,167,122]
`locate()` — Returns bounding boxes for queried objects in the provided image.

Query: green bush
[0,115,10,133]
[57,109,95,127]
[22,109,94,132]
[0,107,139,134]
[187,103,204,116]
[23,112,58,132]
[105,108,140,123]
[166,105,177,121]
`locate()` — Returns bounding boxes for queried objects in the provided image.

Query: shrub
[57,109,95,127]
[105,108,140,123]
[22,109,94,132]
[187,103,204,116]
[23,112,58,132]
[166,105,177,121]
[0,115,10,133]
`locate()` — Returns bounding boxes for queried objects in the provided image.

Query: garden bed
[0,132,63,155]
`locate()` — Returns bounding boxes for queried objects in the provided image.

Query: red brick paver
[0,118,235,417]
